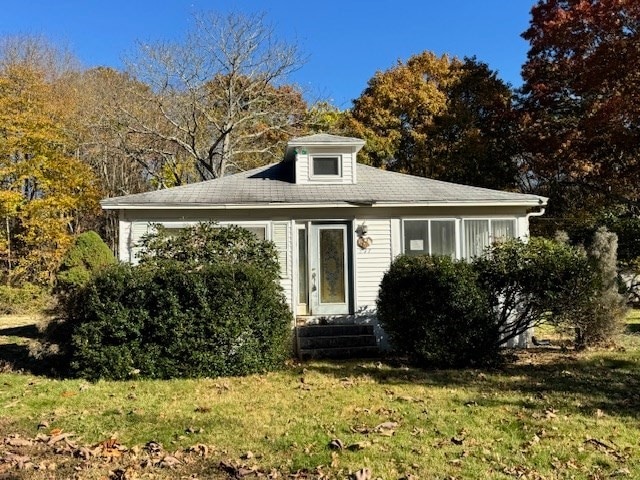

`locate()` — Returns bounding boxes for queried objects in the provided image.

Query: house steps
[295,324,379,360]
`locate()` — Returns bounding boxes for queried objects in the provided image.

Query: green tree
[424,58,520,190]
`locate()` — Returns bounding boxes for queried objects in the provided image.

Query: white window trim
[309,154,343,180]
[401,218,459,258]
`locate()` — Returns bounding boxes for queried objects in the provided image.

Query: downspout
[526,206,546,220]
[525,206,546,241]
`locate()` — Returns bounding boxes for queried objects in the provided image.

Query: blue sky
[0,0,537,108]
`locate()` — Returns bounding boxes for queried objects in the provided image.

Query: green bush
[63,261,292,380]
[48,224,292,379]
[377,255,499,368]
[0,283,52,314]
[474,237,594,346]
[56,231,116,292]
[138,223,280,278]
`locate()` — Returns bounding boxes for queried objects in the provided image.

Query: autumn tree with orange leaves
[348,52,520,190]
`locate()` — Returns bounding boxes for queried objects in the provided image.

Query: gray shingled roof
[287,133,366,146]
[101,162,547,209]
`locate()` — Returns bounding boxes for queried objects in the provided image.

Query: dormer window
[286,133,364,185]
[312,155,341,177]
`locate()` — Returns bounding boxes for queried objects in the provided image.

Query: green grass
[1,314,640,479]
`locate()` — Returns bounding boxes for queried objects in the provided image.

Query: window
[242,226,266,240]
[312,156,340,176]
[431,220,456,257]
[403,219,456,257]
[464,219,516,260]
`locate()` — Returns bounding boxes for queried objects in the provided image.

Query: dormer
[285,133,366,185]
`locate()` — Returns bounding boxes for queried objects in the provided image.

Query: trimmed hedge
[65,261,292,380]
[377,255,499,368]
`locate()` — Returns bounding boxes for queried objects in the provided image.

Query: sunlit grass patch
[1,314,640,479]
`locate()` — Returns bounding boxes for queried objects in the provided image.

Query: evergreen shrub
[56,231,116,292]
[65,261,291,380]
[55,224,292,380]
[377,255,499,368]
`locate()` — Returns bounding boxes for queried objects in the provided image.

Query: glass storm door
[309,223,350,315]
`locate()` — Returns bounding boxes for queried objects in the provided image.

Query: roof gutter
[101,199,547,210]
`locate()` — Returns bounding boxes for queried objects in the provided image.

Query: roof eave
[101,198,547,210]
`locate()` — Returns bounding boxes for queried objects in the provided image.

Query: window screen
[403,220,429,256]
[313,156,340,176]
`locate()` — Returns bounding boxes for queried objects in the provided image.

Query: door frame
[295,220,354,316]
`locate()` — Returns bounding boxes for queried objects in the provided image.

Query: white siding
[295,152,309,184]
[294,146,358,185]
[118,217,131,262]
[355,219,393,309]
[342,152,354,184]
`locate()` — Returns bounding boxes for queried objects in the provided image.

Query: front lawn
[1,315,639,479]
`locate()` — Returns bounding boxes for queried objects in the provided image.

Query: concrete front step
[296,324,374,337]
[298,334,377,349]
[296,324,379,360]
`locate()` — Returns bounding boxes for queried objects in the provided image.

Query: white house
[101,133,547,353]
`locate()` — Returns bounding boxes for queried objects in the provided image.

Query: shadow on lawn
[305,349,640,419]
[0,324,56,376]
[0,323,41,339]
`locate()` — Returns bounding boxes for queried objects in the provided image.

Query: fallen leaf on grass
[347,441,371,451]
[47,432,74,446]
[351,467,371,480]
[340,377,355,388]
[219,460,259,478]
[350,425,371,435]
[329,439,344,450]
[397,395,421,403]
[375,421,398,431]
[4,435,33,447]
[187,443,209,458]
[158,455,182,468]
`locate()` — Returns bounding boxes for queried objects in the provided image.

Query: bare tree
[122,11,307,183]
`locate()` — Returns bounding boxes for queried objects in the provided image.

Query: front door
[309,223,350,315]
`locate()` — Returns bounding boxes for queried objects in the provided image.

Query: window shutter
[272,222,290,278]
